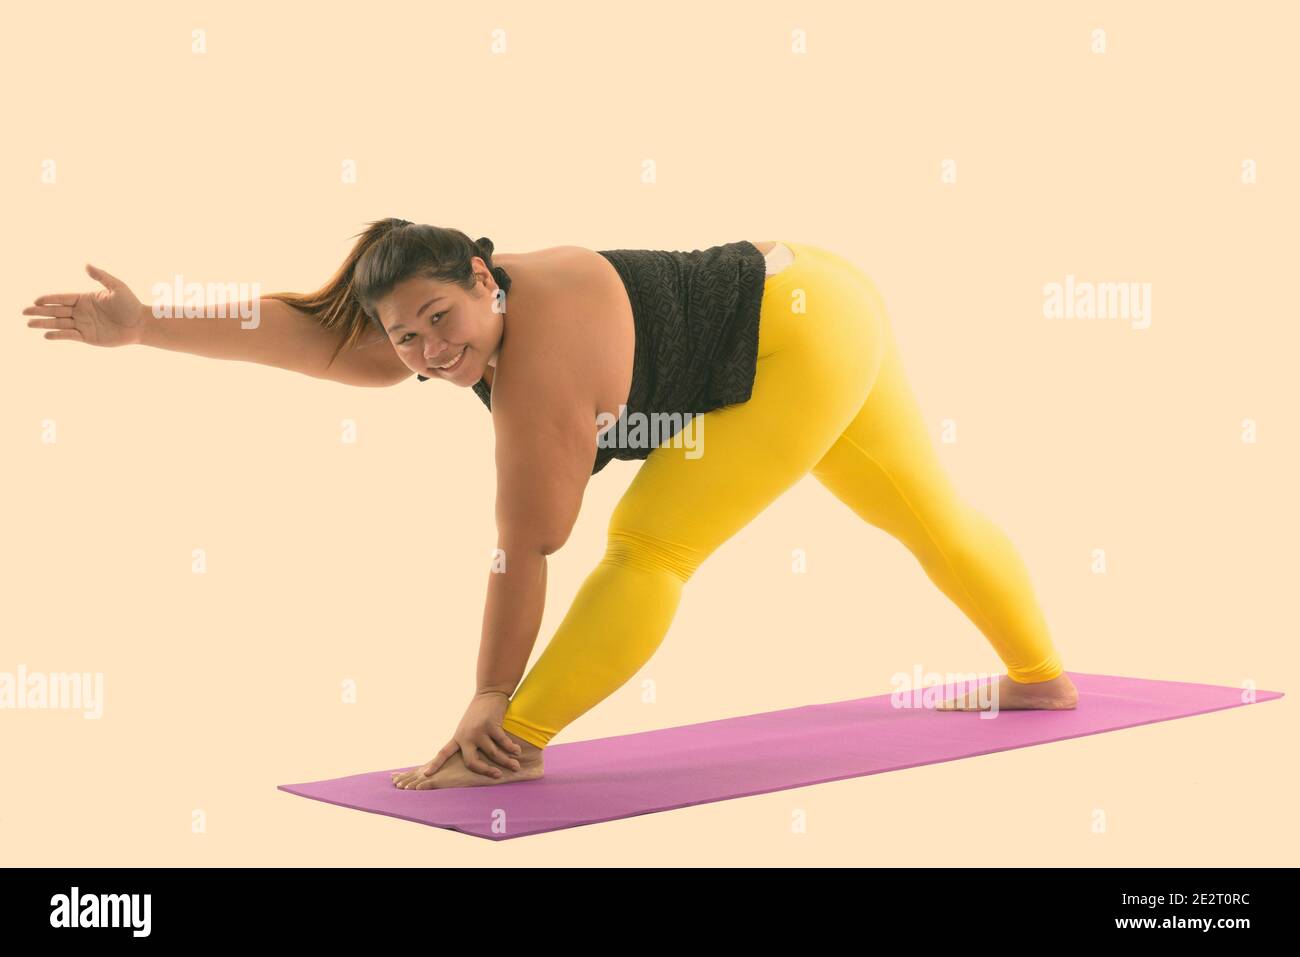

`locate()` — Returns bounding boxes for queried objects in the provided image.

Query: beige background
[1,0,1295,865]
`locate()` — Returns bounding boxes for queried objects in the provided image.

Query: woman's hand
[403,691,524,784]
[23,264,147,347]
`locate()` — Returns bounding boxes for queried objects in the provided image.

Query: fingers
[24,293,84,342]
[491,726,524,757]
[484,731,522,771]
[27,294,79,308]
[26,316,74,330]
[85,263,122,291]
[390,739,523,789]
[24,305,83,341]
[23,303,75,318]
[458,740,504,778]
[420,742,457,777]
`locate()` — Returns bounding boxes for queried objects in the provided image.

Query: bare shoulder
[489,246,626,414]
[494,245,621,346]
[495,245,619,298]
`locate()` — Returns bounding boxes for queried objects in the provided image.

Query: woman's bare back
[489,241,778,435]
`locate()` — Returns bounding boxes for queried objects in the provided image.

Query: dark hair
[264,218,510,369]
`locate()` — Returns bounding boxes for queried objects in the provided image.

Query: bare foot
[936,672,1078,712]
[390,733,545,790]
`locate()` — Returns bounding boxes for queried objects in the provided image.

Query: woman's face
[376,262,503,383]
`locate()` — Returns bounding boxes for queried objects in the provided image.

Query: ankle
[506,731,545,760]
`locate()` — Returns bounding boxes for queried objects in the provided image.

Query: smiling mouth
[430,346,466,373]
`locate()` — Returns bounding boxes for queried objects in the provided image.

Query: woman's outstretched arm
[23,263,413,388]
[140,293,413,387]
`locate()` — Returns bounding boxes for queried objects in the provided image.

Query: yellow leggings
[500,240,1065,749]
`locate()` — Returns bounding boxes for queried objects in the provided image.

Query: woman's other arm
[139,294,412,387]
[474,325,598,697]
[24,263,413,387]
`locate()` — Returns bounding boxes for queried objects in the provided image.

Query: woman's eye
[396,313,444,346]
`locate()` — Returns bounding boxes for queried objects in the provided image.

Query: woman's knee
[601,526,705,583]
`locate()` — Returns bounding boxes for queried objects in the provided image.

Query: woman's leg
[808,266,1067,686]
[501,243,886,748]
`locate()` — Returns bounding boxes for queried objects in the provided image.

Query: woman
[23,219,1078,791]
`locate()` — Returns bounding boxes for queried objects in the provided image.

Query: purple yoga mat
[277,672,1282,841]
